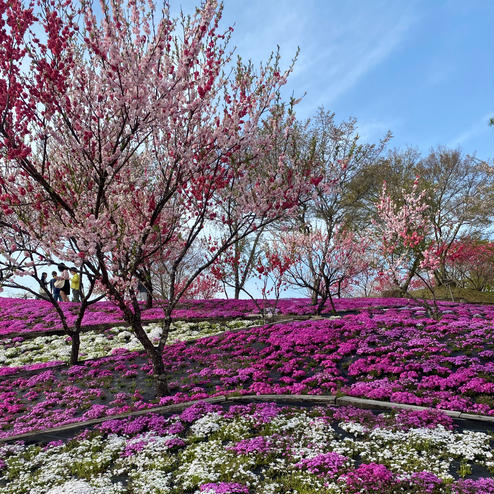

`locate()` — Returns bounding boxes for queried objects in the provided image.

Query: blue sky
[176,0,493,161]
[3,0,492,300]
[184,0,493,299]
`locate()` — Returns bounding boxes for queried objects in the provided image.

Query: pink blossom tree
[0,198,110,360]
[213,101,309,299]
[283,109,390,303]
[0,211,104,364]
[281,227,371,314]
[373,180,442,317]
[0,0,311,395]
[254,242,295,318]
[214,238,293,319]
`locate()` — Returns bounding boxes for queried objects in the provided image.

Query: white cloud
[356,118,397,143]
[311,10,417,106]
[184,0,418,123]
[170,1,418,114]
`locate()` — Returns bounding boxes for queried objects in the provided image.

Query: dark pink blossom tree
[0,0,311,394]
[445,238,493,292]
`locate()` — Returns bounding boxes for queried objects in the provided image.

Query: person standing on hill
[70,267,81,302]
[57,264,70,302]
[37,272,49,299]
[49,271,61,302]
[137,280,148,304]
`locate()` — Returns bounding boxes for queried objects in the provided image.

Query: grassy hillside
[409,286,494,304]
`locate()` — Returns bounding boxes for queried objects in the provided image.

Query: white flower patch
[0,443,24,457]
[190,412,224,438]
[117,432,177,473]
[46,479,96,494]
[175,439,257,489]
[46,478,123,494]
[338,424,493,479]
[257,456,293,480]
[258,482,282,494]
[338,421,367,436]
[0,319,258,367]
[126,470,172,494]
[214,416,253,441]
[268,412,336,460]
[446,429,493,462]
[0,434,127,494]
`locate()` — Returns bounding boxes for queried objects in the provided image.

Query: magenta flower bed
[0,296,409,337]
[0,302,492,438]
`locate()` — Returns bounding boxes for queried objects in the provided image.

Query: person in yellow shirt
[70,268,81,302]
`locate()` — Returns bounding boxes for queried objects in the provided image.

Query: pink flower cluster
[342,463,394,493]
[227,436,273,455]
[0,296,409,336]
[296,452,348,477]
[199,483,249,493]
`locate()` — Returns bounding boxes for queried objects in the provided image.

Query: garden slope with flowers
[0,402,493,493]
[0,320,261,370]
[0,297,408,337]
[0,298,493,442]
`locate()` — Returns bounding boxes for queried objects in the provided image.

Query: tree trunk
[145,285,153,309]
[70,332,80,365]
[311,288,318,305]
[234,285,241,299]
[69,289,92,367]
[144,277,153,308]
[138,333,169,396]
[401,257,421,293]
[138,334,169,396]
[316,294,327,315]
[327,292,337,314]
[126,307,170,397]
[149,349,169,396]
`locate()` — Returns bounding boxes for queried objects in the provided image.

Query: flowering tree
[0,0,310,395]
[374,180,442,317]
[213,99,308,299]
[0,213,103,364]
[416,149,494,286]
[360,148,494,286]
[214,239,293,319]
[281,228,371,314]
[147,240,221,302]
[214,224,267,299]
[445,238,493,292]
[280,109,389,303]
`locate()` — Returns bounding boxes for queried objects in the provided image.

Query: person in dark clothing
[49,271,61,302]
[57,264,70,302]
[37,272,49,299]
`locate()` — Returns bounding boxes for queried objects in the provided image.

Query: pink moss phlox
[342,463,395,493]
[199,483,249,493]
[452,478,494,494]
[295,452,348,477]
